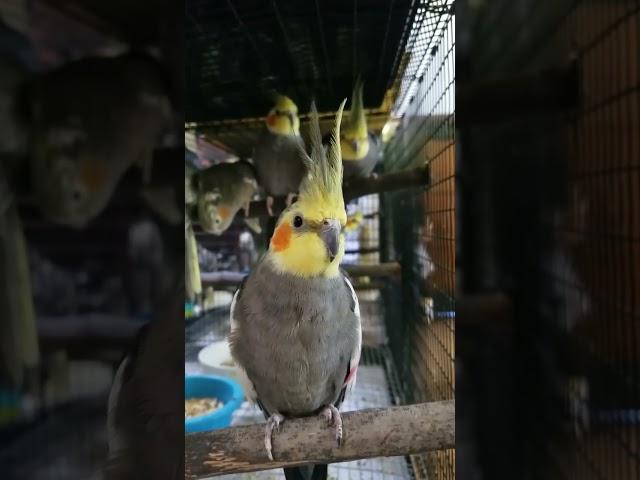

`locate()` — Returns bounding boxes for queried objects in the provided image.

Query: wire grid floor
[186,310,413,480]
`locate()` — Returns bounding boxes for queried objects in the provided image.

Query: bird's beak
[319,219,341,262]
[351,140,360,152]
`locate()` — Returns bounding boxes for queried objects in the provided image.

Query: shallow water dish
[185,374,244,433]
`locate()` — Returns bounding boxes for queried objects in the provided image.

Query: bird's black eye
[293,215,303,228]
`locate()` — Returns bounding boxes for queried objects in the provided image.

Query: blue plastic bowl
[185,374,244,433]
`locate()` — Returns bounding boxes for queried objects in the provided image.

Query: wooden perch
[202,271,390,290]
[343,167,429,202]
[344,246,380,255]
[192,167,429,223]
[343,262,401,278]
[185,401,455,478]
[202,263,400,288]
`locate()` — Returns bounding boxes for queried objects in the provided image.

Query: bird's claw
[264,413,284,461]
[266,196,274,216]
[319,405,343,445]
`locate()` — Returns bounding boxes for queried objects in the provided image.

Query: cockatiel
[185,218,202,304]
[252,94,307,215]
[229,100,362,480]
[194,160,260,235]
[185,160,197,206]
[327,80,382,181]
[344,210,365,233]
[28,53,173,227]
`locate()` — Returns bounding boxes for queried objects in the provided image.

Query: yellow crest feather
[297,99,347,213]
[348,78,367,137]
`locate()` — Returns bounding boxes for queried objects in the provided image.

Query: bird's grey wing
[228,276,258,402]
[335,274,362,407]
[362,132,383,176]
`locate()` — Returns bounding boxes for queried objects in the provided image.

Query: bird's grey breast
[230,260,357,415]
[253,132,305,196]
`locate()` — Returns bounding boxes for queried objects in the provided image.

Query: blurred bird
[229,100,362,480]
[28,53,173,227]
[185,160,197,206]
[344,210,364,233]
[252,94,306,215]
[105,277,183,480]
[237,230,258,272]
[185,220,201,305]
[195,160,260,235]
[327,79,382,181]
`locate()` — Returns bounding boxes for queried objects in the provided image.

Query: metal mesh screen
[457,0,639,478]
[383,2,455,479]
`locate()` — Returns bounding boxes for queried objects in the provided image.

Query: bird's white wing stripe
[343,275,360,317]
[106,356,130,454]
[343,276,362,393]
[229,288,240,330]
[229,286,257,401]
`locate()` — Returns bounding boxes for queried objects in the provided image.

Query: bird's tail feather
[283,464,327,480]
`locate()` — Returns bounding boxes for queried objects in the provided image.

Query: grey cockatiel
[194,160,260,235]
[229,100,362,480]
[324,79,382,180]
[28,53,173,227]
[252,94,307,215]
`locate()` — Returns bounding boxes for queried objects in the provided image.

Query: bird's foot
[318,405,343,445]
[285,192,298,208]
[264,412,285,461]
[266,196,274,216]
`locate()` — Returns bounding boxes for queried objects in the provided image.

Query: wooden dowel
[185,401,455,478]
[200,264,399,289]
[191,167,429,222]
[343,262,401,278]
[343,166,428,202]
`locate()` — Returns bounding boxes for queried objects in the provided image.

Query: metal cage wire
[458,0,639,478]
[384,2,455,479]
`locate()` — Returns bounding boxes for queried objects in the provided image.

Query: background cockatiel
[252,94,307,215]
[344,210,365,233]
[185,216,202,304]
[185,160,197,207]
[105,276,184,480]
[194,160,260,235]
[229,100,362,480]
[28,52,173,227]
[327,80,382,181]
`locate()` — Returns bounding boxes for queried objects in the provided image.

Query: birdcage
[185,1,455,479]
[457,0,639,478]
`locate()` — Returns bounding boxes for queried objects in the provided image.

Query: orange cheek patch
[266,114,276,126]
[79,160,108,193]
[218,206,231,221]
[271,223,291,251]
